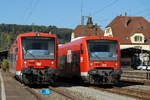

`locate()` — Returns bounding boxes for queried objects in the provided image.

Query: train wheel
[50,76,57,86]
[22,74,30,85]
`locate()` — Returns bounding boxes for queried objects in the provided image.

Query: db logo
[102,64,107,67]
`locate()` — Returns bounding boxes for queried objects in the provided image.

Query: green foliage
[0,32,10,51]
[1,59,9,72]
[0,24,72,51]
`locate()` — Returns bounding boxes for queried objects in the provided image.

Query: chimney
[125,12,127,16]
[95,24,98,35]
[124,12,128,27]
[87,16,93,28]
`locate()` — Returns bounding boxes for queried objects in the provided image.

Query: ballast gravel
[65,86,137,100]
[33,86,138,100]
[32,84,150,100]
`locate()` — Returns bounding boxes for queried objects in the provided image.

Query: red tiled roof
[73,25,104,38]
[106,15,150,44]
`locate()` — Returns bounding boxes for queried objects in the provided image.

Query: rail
[90,85,150,100]
[122,70,150,80]
[49,86,83,100]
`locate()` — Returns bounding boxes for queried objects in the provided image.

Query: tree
[1,59,9,72]
[0,23,73,51]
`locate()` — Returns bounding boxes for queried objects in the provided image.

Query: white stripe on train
[81,72,88,76]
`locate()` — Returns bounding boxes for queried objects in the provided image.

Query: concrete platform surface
[0,71,37,100]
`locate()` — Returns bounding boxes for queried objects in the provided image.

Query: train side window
[81,44,83,54]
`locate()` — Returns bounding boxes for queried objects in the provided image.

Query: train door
[67,49,72,73]
[80,44,84,75]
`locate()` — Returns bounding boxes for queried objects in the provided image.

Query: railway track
[12,79,82,100]
[23,73,150,100]
[90,86,150,100]
[121,70,150,86]
[13,78,82,100]
[121,77,150,86]
[5,70,150,100]
[90,83,150,100]
[48,86,83,100]
[16,75,150,100]
[122,70,150,80]
[25,87,44,100]
[54,76,150,100]
[6,72,82,100]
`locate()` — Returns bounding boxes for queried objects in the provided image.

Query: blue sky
[0,0,150,30]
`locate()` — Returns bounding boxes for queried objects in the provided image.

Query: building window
[134,36,142,42]
[106,28,110,33]
[104,27,113,37]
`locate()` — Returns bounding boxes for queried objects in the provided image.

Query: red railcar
[58,36,122,84]
[9,32,58,84]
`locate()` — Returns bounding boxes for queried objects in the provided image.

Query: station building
[104,13,150,69]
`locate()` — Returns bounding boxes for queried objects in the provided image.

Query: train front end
[82,37,122,84]
[19,33,57,84]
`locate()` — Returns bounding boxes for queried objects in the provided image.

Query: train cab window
[81,44,83,54]
[87,39,118,61]
[22,37,55,59]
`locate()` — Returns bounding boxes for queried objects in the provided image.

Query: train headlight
[90,63,93,67]
[115,63,118,67]
[24,61,27,66]
[36,33,40,36]
[51,61,54,66]
[36,62,41,66]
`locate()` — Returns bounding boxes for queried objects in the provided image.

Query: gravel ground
[65,86,137,100]
[28,80,150,100]
[32,85,146,100]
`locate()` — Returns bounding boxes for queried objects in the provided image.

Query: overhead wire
[23,0,40,24]
[91,0,119,30]
[134,7,150,16]
[92,0,150,32]
[92,0,119,17]
[131,6,150,22]
[23,0,35,24]
[124,0,150,20]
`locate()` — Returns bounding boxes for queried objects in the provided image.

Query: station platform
[0,71,36,100]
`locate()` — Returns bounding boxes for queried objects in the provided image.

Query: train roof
[59,36,119,48]
[17,32,57,39]
[71,36,118,42]
[9,32,57,53]
[71,36,85,42]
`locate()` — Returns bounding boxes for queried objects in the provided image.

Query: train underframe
[18,67,56,85]
[82,68,122,84]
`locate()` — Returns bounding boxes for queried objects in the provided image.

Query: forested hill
[0,24,72,51]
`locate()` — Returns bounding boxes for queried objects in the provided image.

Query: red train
[58,36,122,84]
[9,32,58,84]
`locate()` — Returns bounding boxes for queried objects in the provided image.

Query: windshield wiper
[24,50,36,59]
[27,51,36,58]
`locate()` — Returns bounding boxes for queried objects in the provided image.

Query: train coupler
[88,69,122,84]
